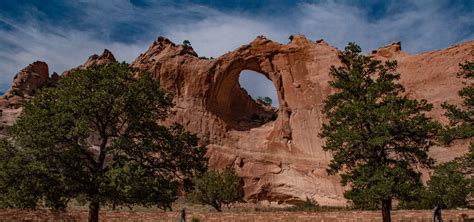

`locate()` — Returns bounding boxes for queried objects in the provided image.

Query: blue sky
[1,0,473,105]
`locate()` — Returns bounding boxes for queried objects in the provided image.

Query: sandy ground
[0,209,473,222]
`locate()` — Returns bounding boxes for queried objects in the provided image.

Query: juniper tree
[319,43,439,222]
[189,168,243,212]
[427,161,471,208]
[0,63,207,222]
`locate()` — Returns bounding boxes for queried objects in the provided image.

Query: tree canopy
[319,43,440,222]
[0,63,207,222]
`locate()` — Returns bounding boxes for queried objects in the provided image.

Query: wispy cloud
[0,0,472,98]
[296,1,473,52]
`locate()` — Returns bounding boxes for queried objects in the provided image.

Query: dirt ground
[0,209,473,222]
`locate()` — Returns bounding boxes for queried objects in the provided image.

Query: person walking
[433,205,443,222]
[180,207,186,222]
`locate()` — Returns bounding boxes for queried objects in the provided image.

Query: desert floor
[1,209,473,222]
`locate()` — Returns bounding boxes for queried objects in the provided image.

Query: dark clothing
[180,208,186,222]
[433,206,443,222]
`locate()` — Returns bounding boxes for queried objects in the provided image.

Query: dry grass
[1,208,473,222]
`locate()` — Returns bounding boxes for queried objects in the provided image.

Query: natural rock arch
[1,35,472,206]
[207,57,281,130]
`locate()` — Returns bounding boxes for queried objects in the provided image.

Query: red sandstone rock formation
[131,35,473,206]
[1,35,473,206]
[0,61,52,136]
[0,49,116,137]
[62,49,117,76]
[0,61,50,108]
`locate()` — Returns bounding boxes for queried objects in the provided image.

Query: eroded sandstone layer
[130,36,473,206]
[1,35,473,206]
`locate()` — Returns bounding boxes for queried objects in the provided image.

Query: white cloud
[0,16,147,86]
[165,13,288,58]
[0,0,472,98]
[296,1,473,52]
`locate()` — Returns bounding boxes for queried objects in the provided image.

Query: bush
[287,197,320,211]
[183,40,192,47]
[189,168,244,212]
[400,160,472,209]
[426,161,471,208]
[256,96,272,106]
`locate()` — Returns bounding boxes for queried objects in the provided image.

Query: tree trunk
[212,203,222,212]
[88,200,100,222]
[381,198,392,222]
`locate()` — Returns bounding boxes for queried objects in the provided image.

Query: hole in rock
[231,70,278,129]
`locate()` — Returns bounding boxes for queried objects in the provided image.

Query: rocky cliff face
[0,61,51,109]
[131,36,473,206]
[0,61,53,136]
[0,49,116,137]
[1,35,473,206]
[62,49,117,76]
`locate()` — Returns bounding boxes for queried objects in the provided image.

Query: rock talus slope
[1,35,473,206]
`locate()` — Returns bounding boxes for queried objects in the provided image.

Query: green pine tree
[0,63,207,222]
[319,43,440,222]
[438,60,474,206]
[441,61,474,174]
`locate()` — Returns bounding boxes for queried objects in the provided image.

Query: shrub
[426,161,471,208]
[287,197,320,211]
[189,168,244,212]
[256,96,272,106]
[183,40,192,47]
